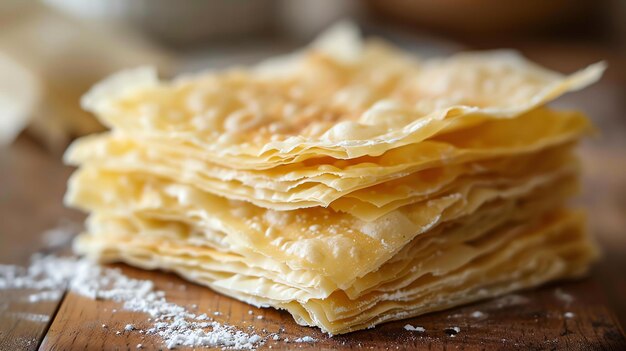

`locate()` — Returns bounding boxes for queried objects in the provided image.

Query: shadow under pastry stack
[65,25,604,334]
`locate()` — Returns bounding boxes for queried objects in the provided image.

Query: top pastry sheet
[79,23,604,169]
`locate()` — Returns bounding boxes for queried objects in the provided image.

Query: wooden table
[1,42,625,350]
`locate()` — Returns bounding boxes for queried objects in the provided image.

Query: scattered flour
[0,255,269,349]
[470,311,486,318]
[554,289,574,305]
[0,255,80,290]
[28,290,63,302]
[41,221,80,248]
[403,324,425,332]
[9,312,50,323]
[444,326,460,337]
[494,294,529,308]
[294,336,316,343]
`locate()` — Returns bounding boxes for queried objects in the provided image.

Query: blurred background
[0,0,624,324]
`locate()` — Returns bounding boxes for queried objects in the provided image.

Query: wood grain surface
[37,265,626,351]
[1,42,625,350]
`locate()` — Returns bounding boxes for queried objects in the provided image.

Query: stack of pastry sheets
[65,25,603,334]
